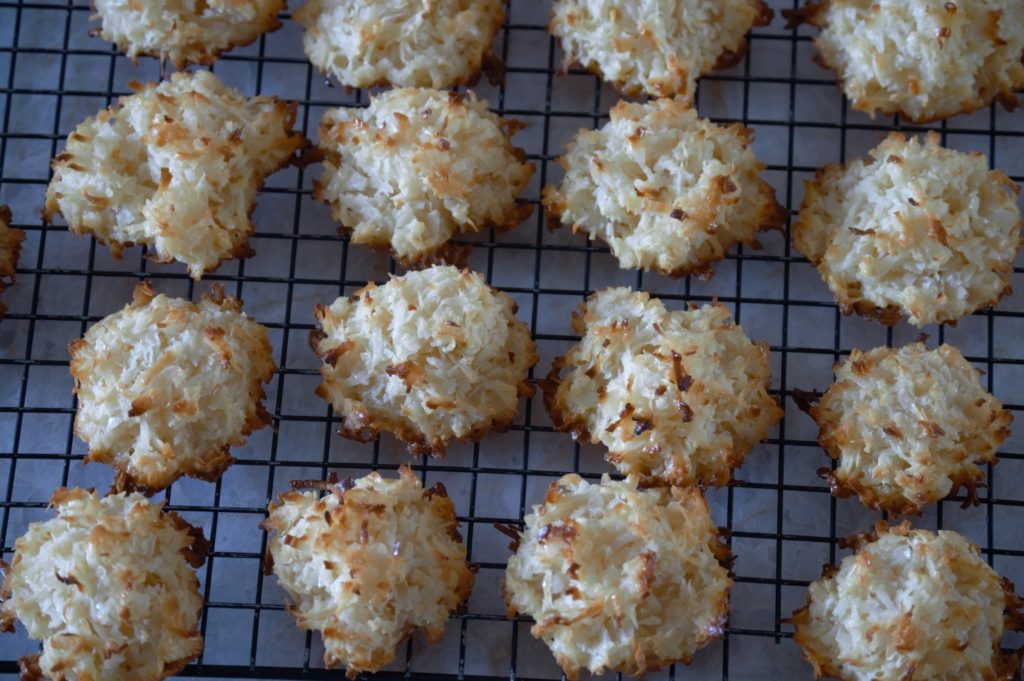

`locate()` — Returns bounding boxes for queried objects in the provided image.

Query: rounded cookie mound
[71,282,276,493]
[504,474,731,679]
[793,132,1021,327]
[803,343,1012,516]
[93,0,284,68]
[550,0,773,99]
[312,265,537,456]
[791,522,1024,681]
[0,488,208,681]
[0,205,24,320]
[314,88,533,267]
[788,0,1024,122]
[45,70,305,279]
[262,467,473,678]
[543,98,784,278]
[294,0,505,89]
[543,287,782,487]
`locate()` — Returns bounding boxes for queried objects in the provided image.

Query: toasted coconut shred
[0,488,208,681]
[805,343,1012,516]
[93,0,284,68]
[44,70,305,279]
[312,265,537,456]
[314,88,534,267]
[70,282,276,494]
[504,474,732,679]
[549,0,773,99]
[791,522,1024,681]
[788,0,1024,123]
[263,468,474,678]
[793,132,1022,327]
[543,97,785,278]
[0,205,24,320]
[543,287,782,487]
[294,0,505,89]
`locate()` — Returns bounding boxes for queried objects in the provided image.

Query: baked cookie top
[0,205,24,319]
[312,265,537,456]
[793,132,1021,327]
[550,0,772,99]
[314,88,533,267]
[45,70,305,279]
[543,97,784,278]
[791,522,1024,681]
[0,488,208,681]
[544,287,782,486]
[71,282,276,493]
[262,468,473,677]
[93,0,284,68]
[788,0,1024,122]
[504,474,732,679]
[803,343,1011,515]
[294,0,505,89]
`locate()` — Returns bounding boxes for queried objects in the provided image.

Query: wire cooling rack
[2,1,1024,679]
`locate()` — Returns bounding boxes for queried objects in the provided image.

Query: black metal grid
[1,0,1023,678]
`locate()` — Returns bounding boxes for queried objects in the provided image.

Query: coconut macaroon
[44,70,305,279]
[543,98,785,278]
[793,132,1022,327]
[93,0,284,68]
[801,343,1012,516]
[0,488,208,681]
[294,0,504,89]
[543,288,782,487]
[262,468,474,677]
[504,474,732,678]
[550,0,773,99]
[0,205,24,320]
[790,522,1024,681]
[314,88,533,267]
[70,282,276,494]
[312,266,537,456]
[787,0,1024,123]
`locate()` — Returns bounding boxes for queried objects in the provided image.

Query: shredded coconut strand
[504,474,732,679]
[793,132,1021,327]
[263,468,474,678]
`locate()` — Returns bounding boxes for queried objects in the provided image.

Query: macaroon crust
[0,488,209,681]
[792,131,1022,327]
[800,343,1012,516]
[543,97,785,278]
[261,468,474,678]
[92,0,285,68]
[70,282,276,494]
[313,88,534,268]
[312,266,538,457]
[44,70,306,279]
[549,0,773,100]
[503,474,732,679]
[0,205,24,320]
[543,287,782,487]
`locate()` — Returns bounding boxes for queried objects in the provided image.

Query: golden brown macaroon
[787,0,1024,123]
[0,205,24,320]
[503,474,732,679]
[45,70,305,279]
[543,287,782,487]
[550,0,773,100]
[800,343,1012,516]
[311,265,538,457]
[0,488,209,681]
[262,468,474,678]
[93,0,284,68]
[792,132,1022,327]
[543,97,785,278]
[790,521,1024,681]
[71,282,276,494]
